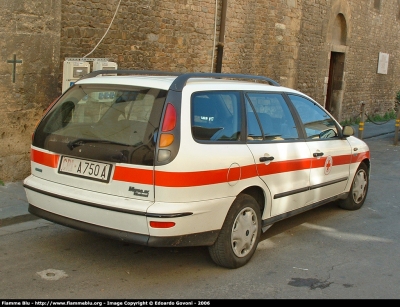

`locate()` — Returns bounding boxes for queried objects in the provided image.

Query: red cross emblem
[324,156,333,175]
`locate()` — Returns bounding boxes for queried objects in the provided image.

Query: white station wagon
[24,71,370,268]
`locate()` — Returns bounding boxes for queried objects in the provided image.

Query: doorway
[325,52,345,120]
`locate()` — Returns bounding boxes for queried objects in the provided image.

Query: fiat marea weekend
[24,71,370,269]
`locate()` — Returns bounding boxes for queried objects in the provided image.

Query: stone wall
[60,0,220,73]
[60,0,400,117]
[59,0,299,83]
[0,0,61,182]
[1,0,400,181]
[340,1,400,119]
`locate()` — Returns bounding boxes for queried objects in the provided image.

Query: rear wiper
[67,138,128,150]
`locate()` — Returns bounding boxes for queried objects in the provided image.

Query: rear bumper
[23,175,227,247]
[28,204,219,247]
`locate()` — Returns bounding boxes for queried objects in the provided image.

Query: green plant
[396,90,400,103]
[383,110,397,120]
[340,110,397,126]
[367,111,397,122]
[0,180,4,186]
[340,116,361,126]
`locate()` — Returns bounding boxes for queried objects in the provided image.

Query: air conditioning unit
[93,60,118,74]
[62,60,91,93]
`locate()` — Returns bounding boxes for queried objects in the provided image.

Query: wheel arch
[240,185,267,216]
[362,158,371,172]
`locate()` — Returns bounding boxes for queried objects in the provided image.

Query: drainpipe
[215,0,227,73]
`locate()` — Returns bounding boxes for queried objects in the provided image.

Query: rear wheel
[338,162,369,210]
[208,194,261,269]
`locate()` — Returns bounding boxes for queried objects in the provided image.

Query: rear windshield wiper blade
[67,138,127,150]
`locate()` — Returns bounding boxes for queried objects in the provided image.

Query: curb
[0,181,35,228]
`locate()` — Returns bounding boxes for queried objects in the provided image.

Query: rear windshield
[33,84,167,166]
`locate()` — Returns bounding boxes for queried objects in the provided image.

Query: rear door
[245,92,313,217]
[31,85,168,202]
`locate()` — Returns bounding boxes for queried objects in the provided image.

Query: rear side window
[191,91,241,142]
[246,92,299,141]
[33,85,167,166]
[288,94,339,139]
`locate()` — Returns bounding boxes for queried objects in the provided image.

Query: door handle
[313,152,324,157]
[259,156,274,162]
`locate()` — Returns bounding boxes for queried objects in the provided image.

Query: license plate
[58,156,112,183]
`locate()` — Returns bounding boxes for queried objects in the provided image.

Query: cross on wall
[7,54,22,83]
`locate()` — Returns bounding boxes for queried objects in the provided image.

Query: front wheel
[338,162,369,210]
[208,194,261,269]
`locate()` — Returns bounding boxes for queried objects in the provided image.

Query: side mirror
[342,125,354,137]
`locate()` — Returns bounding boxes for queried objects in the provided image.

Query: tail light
[161,103,176,132]
[157,103,176,162]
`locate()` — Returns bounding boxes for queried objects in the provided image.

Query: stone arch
[332,13,347,45]
[326,0,351,46]
[324,0,351,122]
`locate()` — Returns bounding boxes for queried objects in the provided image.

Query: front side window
[33,84,167,165]
[191,91,241,141]
[288,94,339,139]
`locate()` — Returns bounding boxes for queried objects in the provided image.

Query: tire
[338,162,369,210]
[208,194,261,269]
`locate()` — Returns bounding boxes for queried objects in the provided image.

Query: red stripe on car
[31,149,59,168]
